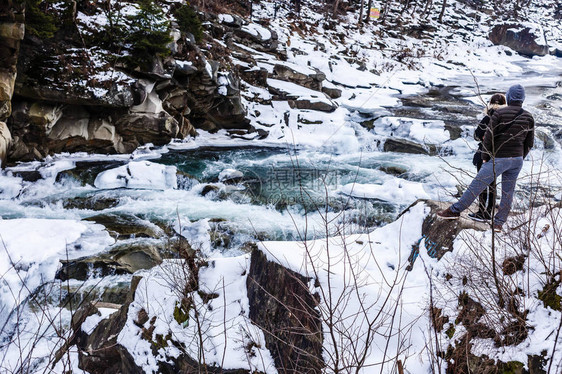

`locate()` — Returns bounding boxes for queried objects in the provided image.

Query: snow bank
[119,257,277,373]
[434,206,562,368]
[267,78,335,108]
[94,161,178,190]
[218,168,244,182]
[0,219,114,328]
[257,201,433,372]
[341,87,401,113]
[174,218,213,255]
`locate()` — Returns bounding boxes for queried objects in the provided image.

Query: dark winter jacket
[472,112,492,168]
[472,106,503,167]
[474,114,490,143]
[481,104,534,161]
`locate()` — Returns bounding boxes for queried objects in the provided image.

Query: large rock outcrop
[489,23,549,57]
[0,2,24,166]
[247,249,324,373]
[3,2,256,163]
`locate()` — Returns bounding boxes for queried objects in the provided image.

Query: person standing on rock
[437,84,535,232]
[468,93,507,222]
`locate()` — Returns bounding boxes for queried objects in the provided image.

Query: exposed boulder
[207,73,249,129]
[207,95,249,129]
[56,241,164,281]
[322,84,342,99]
[379,164,408,176]
[177,48,248,130]
[383,137,437,155]
[247,249,324,372]
[289,98,337,112]
[47,106,89,140]
[489,23,549,57]
[161,87,197,137]
[174,60,198,76]
[272,64,325,91]
[9,101,63,142]
[116,112,179,150]
[239,66,268,87]
[0,4,25,164]
[84,213,166,240]
[201,183,220,196]
[234,23,278,52]
[8,102,126,157]
[115,82,181,148]
[0,67,16,104]
[62,195,121,211]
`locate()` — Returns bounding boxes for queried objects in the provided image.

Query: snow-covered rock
[218,168,244,184]
[218,13,244,28]
[374,117,451,144]
[339,179,430,203]
[94,161,178,190]
[268,79,337,112]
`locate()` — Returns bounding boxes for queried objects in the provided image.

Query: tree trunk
[358,0,365,24]
[333,0,341,17]
[422,0,433,19]
[438,0,447,23]
[365,0,373,23]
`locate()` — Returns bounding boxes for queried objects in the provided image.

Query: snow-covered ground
[1,0,562,371]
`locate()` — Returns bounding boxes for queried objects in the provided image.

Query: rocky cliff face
[489,23,549,57]
[3,0,260,162]
[0,1,24,166]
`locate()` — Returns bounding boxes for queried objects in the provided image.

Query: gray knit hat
[506,84,525,105]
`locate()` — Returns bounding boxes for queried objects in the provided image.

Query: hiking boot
[468,212,491,222]
[492,223,503,233]
[437,207,460,220]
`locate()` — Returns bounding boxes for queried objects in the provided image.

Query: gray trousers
[450,156,523,225]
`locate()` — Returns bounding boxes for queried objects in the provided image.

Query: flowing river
[1,59,561,257]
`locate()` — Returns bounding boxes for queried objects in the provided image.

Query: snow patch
[0,219,114,328]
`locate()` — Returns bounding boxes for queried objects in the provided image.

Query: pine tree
[122,0,173,70]
[174,4,204,43]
